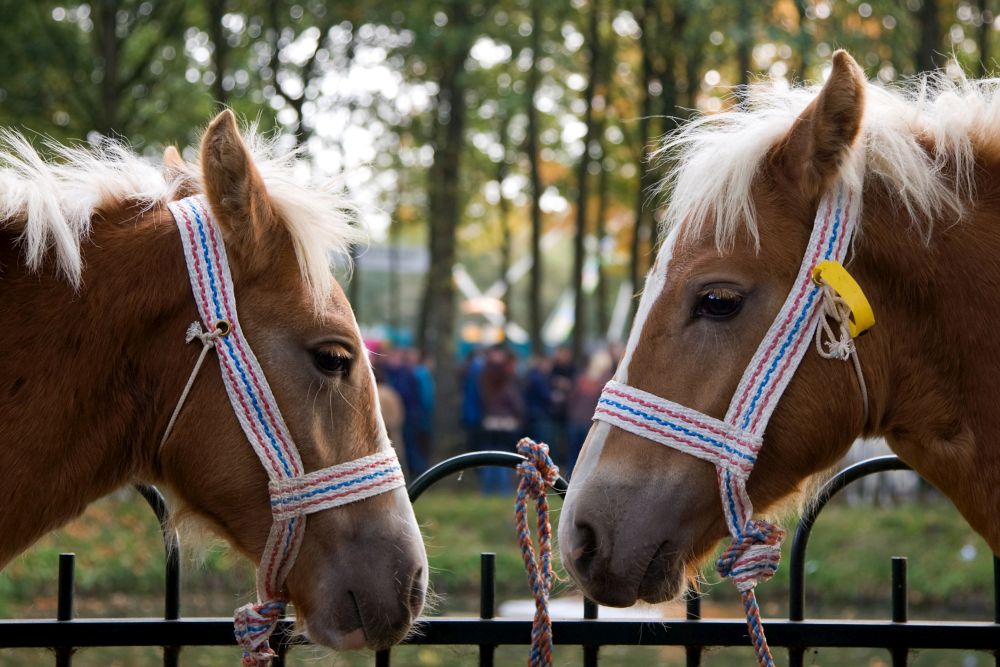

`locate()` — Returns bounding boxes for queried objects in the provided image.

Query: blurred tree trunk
[648,0,683,252]
[629,0,655,320]
[978,0,993,77]
[594,129,611,339]
[593,20,617,339]
[205,0,229,108]
[418,2,475,454]
[389,199,401,335]
[916,0,941,71]
[795,0,810,78]
[681,27,702,112]
[496,113,513,328]
[571,0,602,364]
[736,0,752,87]
[93,0,122,136]
[527,0,545,355]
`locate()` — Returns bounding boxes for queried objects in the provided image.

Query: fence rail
[1,454,998,666]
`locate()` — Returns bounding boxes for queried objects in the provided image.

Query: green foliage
[0,0,993,340]
[0,1,210,146]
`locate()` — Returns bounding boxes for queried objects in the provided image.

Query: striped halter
[594,180,867,667]
[164,195,405,666]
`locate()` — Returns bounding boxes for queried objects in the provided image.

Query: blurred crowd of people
[460,344,622,494]
[370,346,436,480]
[370,341,622,491]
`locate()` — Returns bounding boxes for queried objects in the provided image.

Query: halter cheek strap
[165,195,405,666]
[594,180,868,667]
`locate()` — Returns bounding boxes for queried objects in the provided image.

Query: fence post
[890,556,908,667]
[994,556,999,667]
[684,588,702,667]
[55,553,75,667]
[582,597,598,667]
[479,552,496,667]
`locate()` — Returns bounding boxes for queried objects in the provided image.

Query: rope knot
[186,320,227,346]
[514,437,559,667]
[822,337,855,360]
[234,599,285,666]
[815,285,855,358]
[516,438,559,490]
[716,519,784,592]
[815,283,871,423]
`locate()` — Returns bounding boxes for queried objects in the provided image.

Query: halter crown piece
[594,179,869,667]
[165,196,405,666]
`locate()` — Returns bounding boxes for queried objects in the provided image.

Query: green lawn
[0,483,995,665]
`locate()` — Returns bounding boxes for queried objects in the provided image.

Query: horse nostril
[569,521,599,576]
[407,566,426,616]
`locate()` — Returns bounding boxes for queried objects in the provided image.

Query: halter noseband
[594,180,871,666]
[164,195,405,666]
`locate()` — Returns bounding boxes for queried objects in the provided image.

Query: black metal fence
[1,453,998,666]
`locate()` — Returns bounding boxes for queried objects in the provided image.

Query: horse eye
[694,289,744,320]
[313,348,352,376]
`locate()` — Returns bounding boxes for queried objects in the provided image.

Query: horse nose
[562,518,638,606]
[352,554,425,651]
[565,519,601,579]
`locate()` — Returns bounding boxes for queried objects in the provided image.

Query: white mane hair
[0,125,364,306]
[656,71,1000,250]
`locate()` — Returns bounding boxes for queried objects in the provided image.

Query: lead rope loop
[159,321,226,453]
[815,283,870,424]
[515,438,559,667]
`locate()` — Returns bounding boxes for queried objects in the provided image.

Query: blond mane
[0,126,364,305]
[656,72,1000,250]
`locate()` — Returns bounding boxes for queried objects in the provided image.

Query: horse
[559,49,1000,613]
[0,110,427,655]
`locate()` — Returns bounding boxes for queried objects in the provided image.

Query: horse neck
[856,163,1000,551]
[0,203,197,566]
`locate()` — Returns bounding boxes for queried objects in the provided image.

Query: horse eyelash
[697,286,742,301]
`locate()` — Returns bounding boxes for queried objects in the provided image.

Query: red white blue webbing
[595,381,761,479]
[167,195,405,666]
[593,180,861,667]
[269,452,405,520]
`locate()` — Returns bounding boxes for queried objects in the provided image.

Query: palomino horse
[0,111,427,655]
[560,49,1000,613]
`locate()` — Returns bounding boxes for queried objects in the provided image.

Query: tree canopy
[1,0,993,361]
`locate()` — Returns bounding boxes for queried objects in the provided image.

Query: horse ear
[163,146,185,172]
[163,146,199,198]
[773,50,866,197]
[199,110,280,254]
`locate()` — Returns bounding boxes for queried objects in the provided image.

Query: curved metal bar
[408,451,569,502]
[134,485,182,622]
[788,455,913,621]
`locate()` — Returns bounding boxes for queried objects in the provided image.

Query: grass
[0,482,995,665]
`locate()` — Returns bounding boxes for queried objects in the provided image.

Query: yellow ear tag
[811,260,875,337]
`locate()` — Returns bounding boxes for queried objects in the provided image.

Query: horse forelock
[0,124,365,308]
[654,71,1000,250]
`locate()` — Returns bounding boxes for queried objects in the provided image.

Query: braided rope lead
[715,519,784,667]
[515,438,559,667]
[741,590,775,667]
